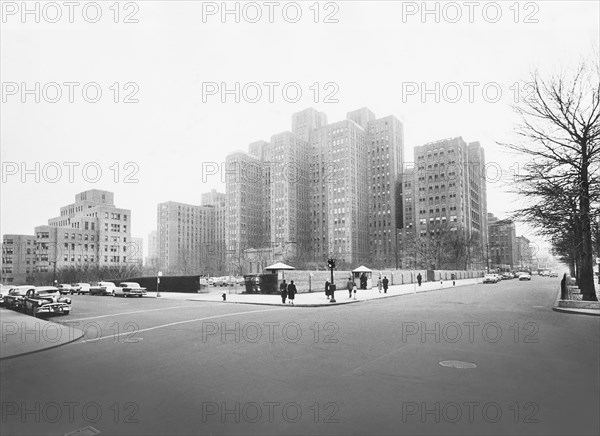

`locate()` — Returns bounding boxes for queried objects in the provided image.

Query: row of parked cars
[0,281,147,318]
[56,282,147,297]
[204,276,245,287]
[483,271,532,284]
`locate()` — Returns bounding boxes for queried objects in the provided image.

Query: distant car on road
[501,273,513,280]
[90,281,118,296]
[115,282,147,298]
[72,283,91,295]
[56,284,75,295]
[519,273,532,281]
[23,286,71,317]
[483,274,499,284]
[549,272,558,278]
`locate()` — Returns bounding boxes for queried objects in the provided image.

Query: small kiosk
[352,265,373,289]
[264,262,295,293]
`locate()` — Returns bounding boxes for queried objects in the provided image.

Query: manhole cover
[439,360,477,369]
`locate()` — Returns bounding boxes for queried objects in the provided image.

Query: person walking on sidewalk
[417,273,422,287]
[382,276,389,294]
[280,280,288,304]
[287,281,297,304]
[325,280,331,300]
[377,277,383,293]
[353,281,358,299]
[347,277,354,298]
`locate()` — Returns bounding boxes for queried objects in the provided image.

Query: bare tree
[503,59,599,300]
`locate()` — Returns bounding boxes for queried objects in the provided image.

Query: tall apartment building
[1,235,37,284]
[201,189,227,271]
[487,213,517,270]
[401,137,488,269]
[225,107,406,271]
[157,201,220,275]
[1,190,134,285]
[225,150,269,263]
[362,112,404,268]
[145,230,158,268]
[515,235,533,270]
[268,131,311,255]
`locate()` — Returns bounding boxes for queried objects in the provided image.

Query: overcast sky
[1,1,598,259]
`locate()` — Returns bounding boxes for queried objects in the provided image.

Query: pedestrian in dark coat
[382,276,389,293]
[347,278,354,298]
[417,273,422,287]
[360,273,367,290]
[325,280,330,299]
[560,273,567,300]
[280,280,288,304]
[287,281,297,304]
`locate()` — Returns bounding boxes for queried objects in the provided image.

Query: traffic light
[327,259,336,269]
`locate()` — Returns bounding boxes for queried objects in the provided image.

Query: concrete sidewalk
[0,308,84,360]
[552,282,600,317]
[149,277,483,307]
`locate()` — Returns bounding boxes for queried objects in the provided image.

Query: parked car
[72,283,91,295]
[501,273,513,280]
[4,286,36,311]
[0,284,8,306]
[483,274,499,284]
[56,284,75,295]
[90,281,119,296]
[115,282,147,298]
[519,273,532,281]
[493,274,502,281]
[549,272,558,278]
[23,286,71,317]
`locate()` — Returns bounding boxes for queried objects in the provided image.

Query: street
[1,278,598,436]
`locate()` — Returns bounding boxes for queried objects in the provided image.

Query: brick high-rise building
[1,235,37,284]
[157,201,219,275]
[1,189,135,285]
[401,137,488,269]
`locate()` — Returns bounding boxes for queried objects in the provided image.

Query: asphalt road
[1,278,598,436]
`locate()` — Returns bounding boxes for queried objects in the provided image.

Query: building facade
[1,190,135,285]
[488,213,517,271]
[400,137,488,270]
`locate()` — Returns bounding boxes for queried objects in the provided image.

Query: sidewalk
[149,277,483,307]
[552,281,600,317]
[0,308,84,360]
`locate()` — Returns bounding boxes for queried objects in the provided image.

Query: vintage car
[90,281,119,296]
[115,282,147,298]
[72,283,91,295]
[23,286,71,317]
[483,274,499,284]
[56,284,75,295]
[4,285,36,311]
[519,273,532,281]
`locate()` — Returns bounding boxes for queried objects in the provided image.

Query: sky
[1,0,599,259]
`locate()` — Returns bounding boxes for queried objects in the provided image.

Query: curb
[0,324,85,361]
[552,289,600,317]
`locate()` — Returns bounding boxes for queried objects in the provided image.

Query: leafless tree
[503,58,599,300]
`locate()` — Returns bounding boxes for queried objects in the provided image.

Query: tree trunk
[579,148,598,301]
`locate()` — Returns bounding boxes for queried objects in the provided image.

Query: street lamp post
[157,271,162,297]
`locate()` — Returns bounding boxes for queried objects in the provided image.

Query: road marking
[67,304,222,322]
[80,307,287,343]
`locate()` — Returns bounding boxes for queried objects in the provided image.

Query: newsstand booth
[352,265,373,289]
[265,262,296,294]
